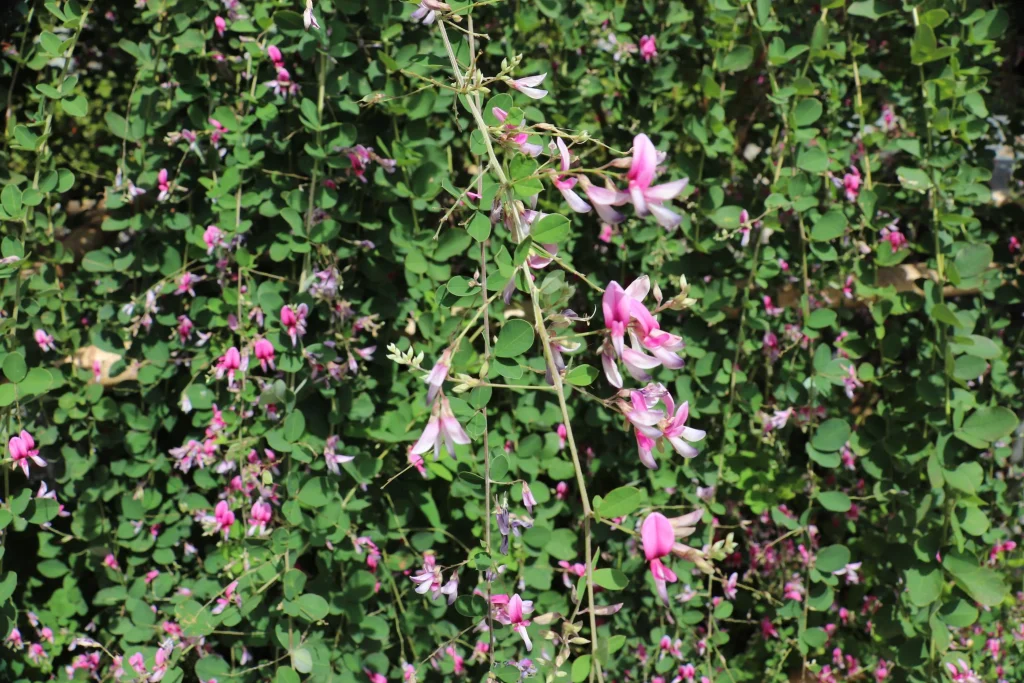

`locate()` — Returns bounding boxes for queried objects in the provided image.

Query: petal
[624,275,650,302]
[559,187,592,213]
[645,178,689,202]
[667,437,699,458]
[409,419,440,455]
[556,138,571,172]
[627,134,657,190]
[641,513,675,559]
[648,203,683,231]
[680,426,706,442]
[629,185,648,217]
[601,353,623,389]
[585,184,628,206]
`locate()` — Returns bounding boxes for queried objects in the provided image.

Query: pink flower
[280,304,308,346]
[641,512,677,604]
[365,670,388,683]
[266,44,284,68]
[215,346,242,385]
[175,272,198,296]
[410,396,471,461]
[129,652,147,674]
[508,73,547,100]
[248,501,272,536]
[842,167,862,201]
[157,168,171,201]
[1009,236,1020,254]
[8,430,44,476]
[521,482,537,515]
[34,329,56,352]
[254,339,275,372]
[639,35,657,62]
[103,554,120,571]
[763,295,783,316]
[212,580,241,615]
[39,627,53,643]
[408,450,427,478]
[723,572,738,600]
[177,315,194,342]
[264,67,300,98]
[6,628,22,649]
[880,223,907,252]
[214,15,226,36]
[556,424,567,450]
[625,134,689,230]
[761,618,779,639]
[763,332,780,362]
[214,500,235,538]
[424,349,451,404]
[622,385,705,469]
[555,481,568,500]
[507,594,533,651]
[144,569,160,584]
[551,139,592,214]
[324,435,355,475]
[203,225,224,254]
[27,642,46,662]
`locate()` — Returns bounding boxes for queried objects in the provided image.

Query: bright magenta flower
[507,594,533,651]
[641,512,677,604]
[254,338,275,371]
[639,35,658,62]
[8,430,44,476]
[214,500,235,538]
[215,346,242,384]
[214,15,226,37]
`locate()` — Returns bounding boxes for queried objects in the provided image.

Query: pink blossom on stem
[248,500,272,536]
[424,349,451,404]
[215,347,242,385]
[175,272,198,296]
[410,396,470,461]
[880,222,907,252]
[508,73,548,100]
[625,134,689,230]
[103,554,120,571]
[157,168,171,201]
[639,35,658,62]
[212,580,241,615]
[763,295,783,316]
[555,481,568,500]
[254,339,275,372]
[34,329,56,352]
[507,594,533,651]
[8,430,45,476]
[551,138,592,213]
[266,44,284,68]
[214,16,226,36]
[213,500,235,538]
[556,423,567,450]
[723,572,738,600]
[641,512,677,604]
[280,304,308,346]
[203,225,224,254]
[324,435,355,475]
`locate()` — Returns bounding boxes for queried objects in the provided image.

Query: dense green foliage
[1,0,1024,682]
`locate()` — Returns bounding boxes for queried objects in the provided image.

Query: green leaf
[467,212,491,242]
[721,45,754,72]
[953,243,992,279]
[942,552,1008,607]
[2,353,27,383]
[565,365,599,386]
[797,147,829,173]
[709,206,744,229]
[809,210,846,241]
[283,411,306,442]
[595,486,645,519]
[802,627,828,648]
[494,319,535,358]
[571,657,592,683]
[806,309,837,329]
[295,593,330,621]
[498,665,524,683]
[896,167,931,192]
[960,407,1017,444]
[815,545,850,573]
[298,477,332,507]
[811,418,850,452]
[794,99,823,127]
[291,649,313,674]
[61,94,88,117]
[1,184,23,217]
[906,566,944,606]
[848,0,897,19]
[592,568,628,590]
[531,214,570,243]
[817,491,852,512]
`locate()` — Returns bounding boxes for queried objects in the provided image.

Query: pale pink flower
[410,396,471,461]
[129,652,147,674]
[324,435,355,475]
[639,35,657,62]
[625,134,689,230]
[6,628,23,649]
[157,168,171,201]
[27,642,46,662]
[424,349,451,404]
[763,295,783,316]
[723,572,738,600]
[303,0,320,30]
[507,594,533,650]
[508,73,547,100]
[211,580,241,615]
[551,138,592,213]
[204,225,224,254]
[8,430,45,476]
[175,272,198,296]
[34,329,56,352]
